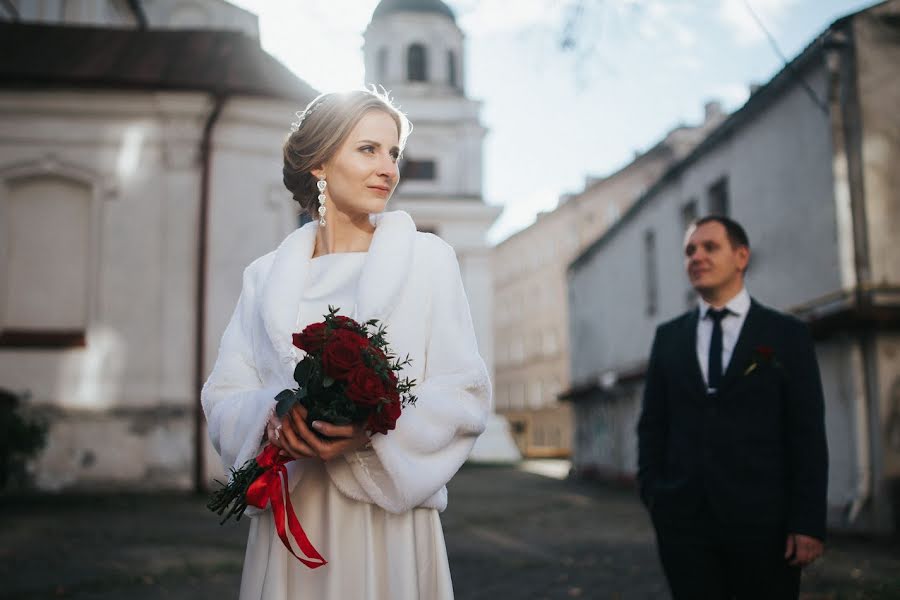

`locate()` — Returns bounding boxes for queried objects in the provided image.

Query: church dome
[371,0,456,22]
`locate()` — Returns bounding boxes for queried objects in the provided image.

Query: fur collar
[259,210,417,362]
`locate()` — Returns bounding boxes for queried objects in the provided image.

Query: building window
[511,382,526,409]
[644,229,658,316]
[1,176,91,348]
[681,198,698,232]
[447,50,457,88]
[707,177,729,216]
[529,379,543,409]
[510,337,524,364]
[547,377,562,404]
[497,384,510,410]
[542,330,558,356]
[400,158,436,181]
[377,47,388,82]
[407,43,428,82]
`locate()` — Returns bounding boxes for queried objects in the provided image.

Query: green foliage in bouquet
[278,306,417,430]
[207,307,417,525]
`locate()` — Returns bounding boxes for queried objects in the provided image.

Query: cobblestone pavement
[1,462,898,599]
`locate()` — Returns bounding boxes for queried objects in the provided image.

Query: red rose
[293,322,327,354]
[367,400,402,435]
[332,315,361,331]
[756,345,775,360]
[346,365,387,407]
[322,329,368,379]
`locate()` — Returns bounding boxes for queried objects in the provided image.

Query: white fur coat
[201,210,491,514]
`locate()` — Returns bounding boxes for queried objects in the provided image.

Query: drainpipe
[0,0,20,21]
[126,0,148,29]
[194,93,227,493]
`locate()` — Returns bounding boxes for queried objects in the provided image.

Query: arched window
[407,43,427,82]
[447,51,457,88]
[377,47,388,82]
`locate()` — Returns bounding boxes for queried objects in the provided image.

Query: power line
[740,0,828,115]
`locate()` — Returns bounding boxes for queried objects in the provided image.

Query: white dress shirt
[696,287,751,390]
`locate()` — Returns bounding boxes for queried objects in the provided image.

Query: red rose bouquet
[207,307,416,567]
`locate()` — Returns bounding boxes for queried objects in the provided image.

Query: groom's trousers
[652,501,801,600]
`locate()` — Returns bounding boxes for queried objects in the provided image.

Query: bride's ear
[310,164,326,180]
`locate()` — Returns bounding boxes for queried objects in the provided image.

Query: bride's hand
[265,407,318,459]
[289,404,371,462]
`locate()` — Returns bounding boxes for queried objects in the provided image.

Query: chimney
[704,100,723,124]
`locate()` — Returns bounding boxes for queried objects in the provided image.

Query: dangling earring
[317,178,327,226]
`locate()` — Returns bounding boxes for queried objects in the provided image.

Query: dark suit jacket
[637,299,828,540]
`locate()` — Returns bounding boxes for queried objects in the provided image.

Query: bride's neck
[313,210,375,257]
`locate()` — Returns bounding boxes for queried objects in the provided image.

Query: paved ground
[1,462,898,599]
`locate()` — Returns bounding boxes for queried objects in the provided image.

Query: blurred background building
[361,0,517,461]
[564,0,900,534]
[2,0,899,540]
[363,0,500,374]
[0,0,318,490]
[0,0,517,491]
[492,104,726,458]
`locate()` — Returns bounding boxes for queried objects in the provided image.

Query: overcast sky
[228,0,876,244]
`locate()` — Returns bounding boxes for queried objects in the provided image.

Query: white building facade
[363,0,517,462]
[565,2,900,534]
[492,107,725,459]
[0,0,317,490]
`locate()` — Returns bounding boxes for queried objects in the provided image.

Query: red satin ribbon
[246,444,327,569]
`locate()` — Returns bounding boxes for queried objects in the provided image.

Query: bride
[201,89,491,599]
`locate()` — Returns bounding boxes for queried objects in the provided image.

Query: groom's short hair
[691,216,750,250]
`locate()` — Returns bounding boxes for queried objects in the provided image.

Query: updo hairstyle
[282,89,411,220]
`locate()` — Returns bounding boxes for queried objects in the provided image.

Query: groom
[637,216,828,599]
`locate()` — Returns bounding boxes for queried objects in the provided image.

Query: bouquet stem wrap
[245,445,327,569]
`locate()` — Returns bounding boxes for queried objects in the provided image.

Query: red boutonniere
[744,345,780,375]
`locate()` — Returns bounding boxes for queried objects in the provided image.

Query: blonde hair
[282,89,411,220]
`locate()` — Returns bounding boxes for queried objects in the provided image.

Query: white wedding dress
[238,252,455,600]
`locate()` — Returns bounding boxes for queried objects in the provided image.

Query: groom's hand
[785,533,823,567]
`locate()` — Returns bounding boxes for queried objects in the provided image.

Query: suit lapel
[718,299,764,394]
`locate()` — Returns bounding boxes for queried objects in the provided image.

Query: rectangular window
[496,384,510,410]
[529,379,543,409]
[707,177,729,216]
[1,176,91,348]
[542,330,558,356]
[511,382,526,409]
[644,229,658,316]
[400,159,436,181]
[681,198,698,231]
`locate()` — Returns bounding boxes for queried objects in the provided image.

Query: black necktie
[707,308,729,391]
